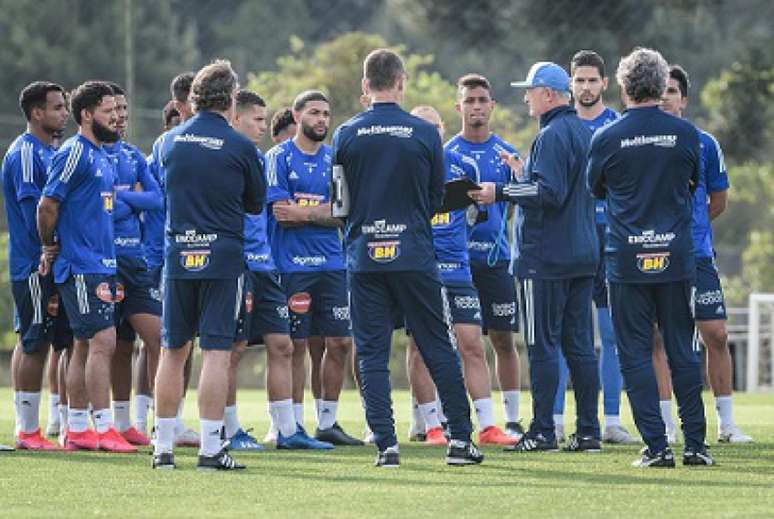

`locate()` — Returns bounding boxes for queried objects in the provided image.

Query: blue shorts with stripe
[236,270,290,346]
[694,256,726,321]
[115,256,163,341]
[12,272,72,352]
[471,262,519,333]
[281,270,351,339]
[57,274,116,341]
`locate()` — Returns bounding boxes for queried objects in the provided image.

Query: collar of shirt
[194,110,231,126]
[539,104,575,128]
[622,105,662,116]
[370,102,400,111]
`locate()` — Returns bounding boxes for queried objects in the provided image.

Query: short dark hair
[190,60,238,113]
[170,72,195,103]
[292,90,329,112]
[271,107,295,138]
[363,49,405,92]
[457,73,492,97]
[69,81,114,125]
[162,100,179,129]
[571,50,606,78]
[235,89,266,111]
[19,81,66,121]
[106,82,126,97]
[669,64,690,98]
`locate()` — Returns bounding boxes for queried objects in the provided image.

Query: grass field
[0,388,772,518]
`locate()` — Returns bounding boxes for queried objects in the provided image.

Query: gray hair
[616,48,669,103]
[191,59,238,113]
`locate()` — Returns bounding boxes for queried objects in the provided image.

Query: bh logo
[368,241,400,263]
[180,250,211,271]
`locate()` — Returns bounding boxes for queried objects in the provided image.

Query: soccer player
[38,81,137,453]
[270,107,296,144]
[103,82,162,446]
[587,48,711,467]
[407,105,517,447]
[230,89,333,451]
[266,90,362,446]
[336,48,481,467]
[153,60,265,470]
[3,81,69,450]
[657,64,752,444]
[568,50,637,444]
[140,73,200,447]
[474,62,602,453]
[446,74,524,438]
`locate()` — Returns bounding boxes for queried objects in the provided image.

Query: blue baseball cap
[510,62,570,92]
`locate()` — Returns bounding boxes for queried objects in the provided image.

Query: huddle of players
[2,48,751,466]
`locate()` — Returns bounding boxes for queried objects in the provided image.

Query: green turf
[0,388,772,518]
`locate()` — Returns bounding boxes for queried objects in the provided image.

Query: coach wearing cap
[473,62,601,453]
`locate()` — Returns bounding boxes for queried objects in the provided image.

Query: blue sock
[598,308,623,418]
[553,349,569,415]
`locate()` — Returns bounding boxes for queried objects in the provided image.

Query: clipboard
[440,177,481,213]
[330,164,350,218]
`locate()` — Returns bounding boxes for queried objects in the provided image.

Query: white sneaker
[46,421,61,437]
[666,425,679,445]
[718,425,753,443]
[555,424,565,444]
[263,425,279,444]
[175,428,200,447]
[363,426,375,444]
[603,425,639,444]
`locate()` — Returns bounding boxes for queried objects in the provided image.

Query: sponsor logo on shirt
[175,230,218,245]
[620,135,677,149]
[292,255,327,267]
[356,125,413,138]
[102,258,117,269]
[288,292,312,314]
[114,237,142,247]
[246,252,271,264]
[294,193,325,207]
[361,219,407,238]
[368,240,400,263]
[636,252,670,274]
[180,250,211,271]
[468,240,494,252]
[628,230,675,248]
[101,192,114,212]
[438,262,463,272]
[431,212,451,226]
[173,133,224,150]
[696,289,724,306]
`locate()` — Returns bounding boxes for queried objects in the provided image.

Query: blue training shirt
[332,102,445,273]
[43,134,117,283]
[265,140,344,273]
[586,106,700,284]
[162,111,266,279]
[142,133,167,269]
[105,141,162,259]
[432,149,479,286]
[2,133,56,281]
[582,108,620,226]
[693,129,729,258]
[446,134,518,266]
[244,149,276,272]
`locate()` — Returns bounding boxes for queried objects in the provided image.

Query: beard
[578,93,602,108]
[302,121,328,142]
[94,119,121,143]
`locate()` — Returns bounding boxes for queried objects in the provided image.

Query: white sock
[200,419,224,457]
[13,391,21,434]
[318,400,338,430]
[269,399,297,438]
[68,408,89,433]
[113,401,131,432]
[435,396,448,424]
[502,390,520,423]
[715,395,735,430]
[553,414,565,426]
[135,394,152,433]
[605,415,621,428]
[58,404,68,430]
[473,397,495,429]
[175,399,186,435]
[314,399,323,421]
[18,391,41,434]
[411,397,426,432]
[293,403,305,428]
[660,400,675,429]
[223,405,241,438]
[92,408,113,433]
[418,401,442,430]
[48,393,60,425]
[154,417,176,455]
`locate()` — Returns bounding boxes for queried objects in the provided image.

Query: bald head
[411,105,444,139]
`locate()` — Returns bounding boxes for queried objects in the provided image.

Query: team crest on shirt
[47,294,60,317]
[288,292,312,314]
[367,240,400,263]
[101,192,114,213]
[180,250,211,271]
[636,252,671,274]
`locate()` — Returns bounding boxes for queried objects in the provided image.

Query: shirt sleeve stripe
[503,183,538,198]
[21,141,33,184]
[60,141,83,183]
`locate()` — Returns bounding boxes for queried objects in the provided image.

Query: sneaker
[152,451,176,470]
[718,425,753,444]
[425,426,448,446]
[479,425,518,446]
[563,433,602,452]
[0,444,14,452]
[121,426,151,446]
[632,446,676,468]
[666,425,679,445]
[505,421,525,440]
[197,448,246,471]
[363,426,375,444]
[683,447,715,466]
[315,422,365,446]
[446,440,484,465]
[175,428,200,447]
[408,430,427,442]
[555,424,566,444]
[65,428,100,451]
[98,427,139,453]
[263,424,279,444]
[16,429,62,451]
[277,428,334,450]
[375,446,400,468]
[504,433,559,453]
[46,421,61,438]
[603,425,639,444]
[227,428,265,451]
